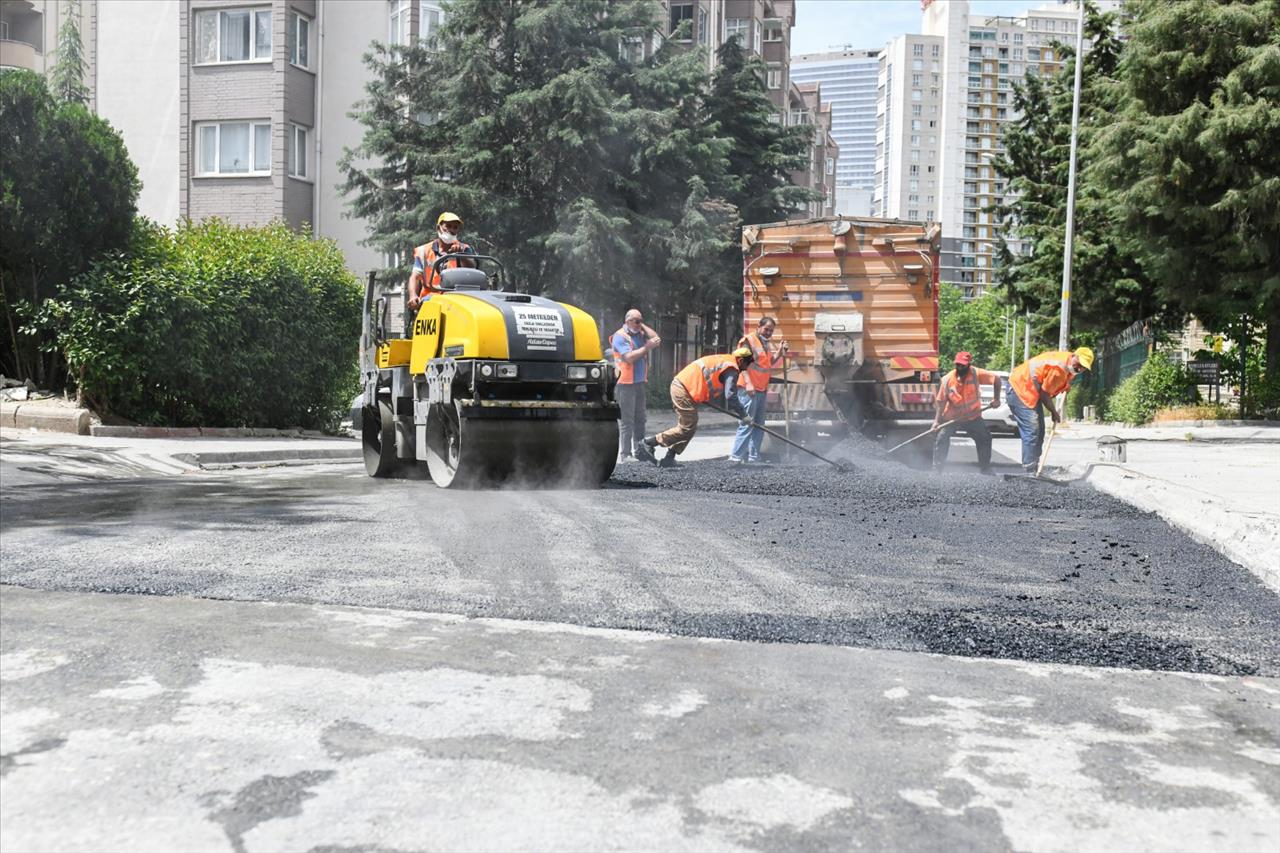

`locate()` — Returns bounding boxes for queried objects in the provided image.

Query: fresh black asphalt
[2,448,1277,677]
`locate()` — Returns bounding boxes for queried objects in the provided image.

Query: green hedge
[1104,353,1197,425]
[35,219,361,429]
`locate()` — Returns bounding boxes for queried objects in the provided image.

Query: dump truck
[741,216,942,448]
[358,255,619,487]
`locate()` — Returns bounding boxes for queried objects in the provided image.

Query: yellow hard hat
[1074,346,1095,370]
[733,346,754,361]
[436,211,463,227]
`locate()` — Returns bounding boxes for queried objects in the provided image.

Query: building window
[912,73,922,86]
[767,65,782,89]
[669,3,694,38]
[913,43,923,56]
[196,121,271,176]
[195,8,271,64]
[725,17,748,45]
[931,44,940,57]
[287,11,310,68]
[911,89,921,101]
[910,134,920,145]
[825,157,835,175]
[912,105,922,116]
[908,209,919,220]
[420,2,445,47]
[696,7,708,45]
[288,124,310,179]
[763,18,784,42]
[620,36,644,63]
[1014,33,1023,45]
[912,59,923,71]
[388,0,410,45]
[753,20,762,52]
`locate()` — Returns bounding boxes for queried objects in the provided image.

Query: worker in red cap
[932,351,1001,474]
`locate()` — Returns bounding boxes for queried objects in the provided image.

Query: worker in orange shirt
[636,348,754,468]
[731,315,787,463]
[932,351,1001,474]
[1005,346,1095,472]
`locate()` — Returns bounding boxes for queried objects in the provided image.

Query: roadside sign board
[1187,360,1219,384]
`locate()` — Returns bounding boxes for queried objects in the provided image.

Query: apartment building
[1,0,95,89]
[15,0,830,274]
[787,83,838,218]
[872,33,945,227]
[923,0,1079,298]
[790,47,880,213]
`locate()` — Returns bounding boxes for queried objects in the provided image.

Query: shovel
[702,401,850,471]
[1002,419,1067,486]
[887,417,962,455]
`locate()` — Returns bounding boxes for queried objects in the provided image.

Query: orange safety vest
[675,354,740,404]
[1009,350,1073,408]
[936,367,997,422]
[411,239,475,291]
[737,331,775,394]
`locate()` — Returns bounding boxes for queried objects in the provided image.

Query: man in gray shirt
[610,309,661,462]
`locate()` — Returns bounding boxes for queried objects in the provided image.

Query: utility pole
[1058,0,1086,350]
[1024,310,1031,362]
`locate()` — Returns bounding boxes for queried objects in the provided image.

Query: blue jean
[1004,379,1044,469]
[731,388,766,459]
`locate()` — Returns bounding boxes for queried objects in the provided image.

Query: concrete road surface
[2,435,1279,851]
[3,586,1278,853]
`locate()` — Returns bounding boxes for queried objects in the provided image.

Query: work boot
[635,438,658,465]
[658,449,679,468]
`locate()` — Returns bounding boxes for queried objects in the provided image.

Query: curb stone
[90,425,336,439]
[0,402,91,435]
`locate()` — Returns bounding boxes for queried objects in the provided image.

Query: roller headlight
[590,366,602,379]
[480,364,493,377]
[496,363,519,379]
[566,365,589,380]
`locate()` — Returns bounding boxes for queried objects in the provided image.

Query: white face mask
[438,229,457,246]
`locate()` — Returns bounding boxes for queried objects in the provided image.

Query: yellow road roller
[358,255,619,487]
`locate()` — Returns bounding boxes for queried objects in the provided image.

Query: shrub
[35,219,362,429]
[1104,353,1197,425]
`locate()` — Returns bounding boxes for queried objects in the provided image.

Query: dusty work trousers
[654,380,698,455]
[730,388,766,460]
[615,381,647,457]
[933,417,992,470]
[1003,379,1045,470]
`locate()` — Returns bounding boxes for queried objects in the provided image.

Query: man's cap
[436,211,463,227]
[732,346,754,360]
[954,351,973,366]
[1074,346,1095,370]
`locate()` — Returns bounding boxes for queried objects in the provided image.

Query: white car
[980,370,1019,436]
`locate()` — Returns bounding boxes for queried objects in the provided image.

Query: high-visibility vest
[936,367,996,422]
[1009,350,1073,408]
[611,327,648,385]
[738,331,775,393]
[675,354,739,404]
[412,239,475,290]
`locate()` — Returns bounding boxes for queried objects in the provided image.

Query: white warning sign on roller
[512,305,565,351]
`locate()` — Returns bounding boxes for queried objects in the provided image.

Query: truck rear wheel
[362,399,399,478]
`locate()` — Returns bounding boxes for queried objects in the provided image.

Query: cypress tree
[49,0,90,107]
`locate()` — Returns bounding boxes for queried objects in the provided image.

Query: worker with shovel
[636,348,754,468]
[1005,347,1094,474]
[933,351,1000,474]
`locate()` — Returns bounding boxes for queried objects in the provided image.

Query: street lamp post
[1058,0,1086,350]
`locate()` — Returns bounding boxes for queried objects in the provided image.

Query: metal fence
[1094,318,1154,394]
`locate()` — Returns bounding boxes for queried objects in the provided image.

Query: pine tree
[341,0,733,321]
[992,1,1157,342]
[49,0,90,107]
[704,37,816,225]
[1095,0,1280,383]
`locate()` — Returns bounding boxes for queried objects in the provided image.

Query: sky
[791,0,1055,56]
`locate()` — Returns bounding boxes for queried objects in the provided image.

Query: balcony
[1,0,44,72]
[0,38,40,71]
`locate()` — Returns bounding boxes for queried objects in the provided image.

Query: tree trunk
[1266,296,1280,387]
